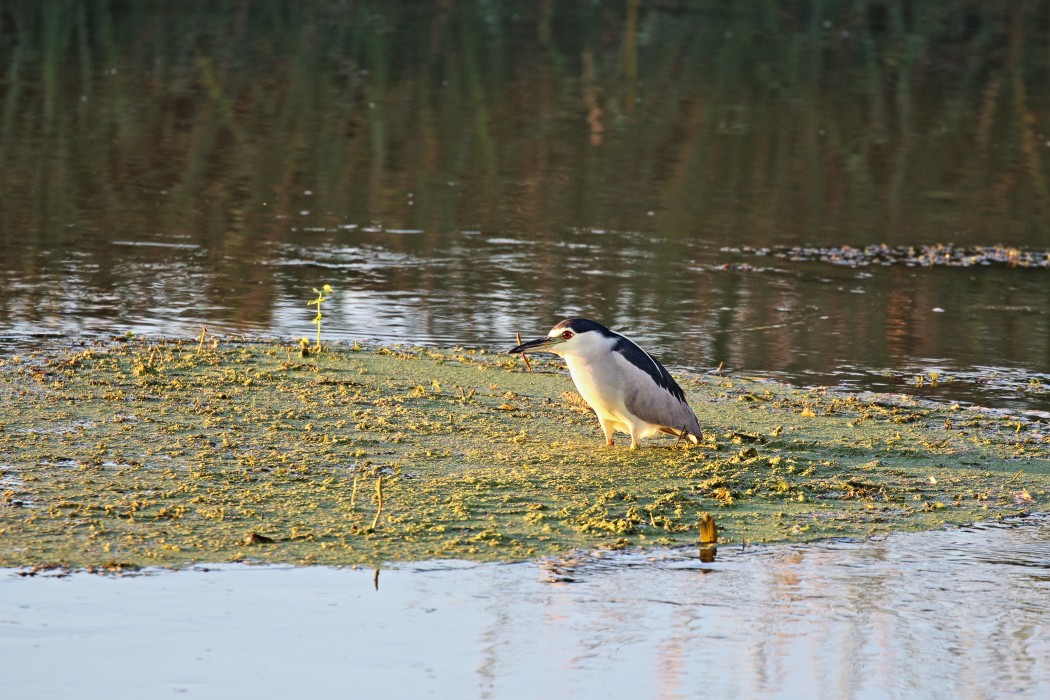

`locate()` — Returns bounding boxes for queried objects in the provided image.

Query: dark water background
[1,1,1048,411]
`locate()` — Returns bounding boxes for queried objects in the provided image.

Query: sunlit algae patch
[0,339,1045,571]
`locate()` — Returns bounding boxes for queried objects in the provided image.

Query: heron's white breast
[562,340,632,422]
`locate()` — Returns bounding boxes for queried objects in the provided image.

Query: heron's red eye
[561,331,573,340]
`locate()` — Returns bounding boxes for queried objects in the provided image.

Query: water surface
[1,1,1048,411]
[3,515,1047,699]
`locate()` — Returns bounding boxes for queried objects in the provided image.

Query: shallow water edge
[2,514,1048,700]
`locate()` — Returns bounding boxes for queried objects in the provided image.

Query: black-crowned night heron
[509,318,703,449]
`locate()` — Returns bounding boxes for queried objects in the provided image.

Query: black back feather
[555,318,688,403]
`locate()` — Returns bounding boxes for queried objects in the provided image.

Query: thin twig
[350,475,359,511]
[196,326,207,355]
[516,332,533,372]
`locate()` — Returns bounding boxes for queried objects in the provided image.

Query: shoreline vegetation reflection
[0,1,1048,412]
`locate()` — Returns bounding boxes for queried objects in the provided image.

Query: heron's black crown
[552,318,611,335]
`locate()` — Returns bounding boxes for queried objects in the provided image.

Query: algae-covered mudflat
[0,339,1046,570]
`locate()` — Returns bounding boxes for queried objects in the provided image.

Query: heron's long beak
[508,335,564,354]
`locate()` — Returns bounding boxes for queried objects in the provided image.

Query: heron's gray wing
[622,363,703,437]
[611,335,687,402]
[611,333,701,435]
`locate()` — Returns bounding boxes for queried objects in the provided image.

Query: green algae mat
[1,339,1047,571]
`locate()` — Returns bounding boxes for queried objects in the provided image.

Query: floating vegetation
[0,339,1047,571]
[721,243,1050,269]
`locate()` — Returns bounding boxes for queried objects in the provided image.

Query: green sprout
[308,284,333,350]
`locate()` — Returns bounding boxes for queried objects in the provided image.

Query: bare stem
[371,475,384,529]
[699,513,718,545]
[516,332,532,372]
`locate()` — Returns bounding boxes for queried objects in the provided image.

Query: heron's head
[508,318,612,359]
